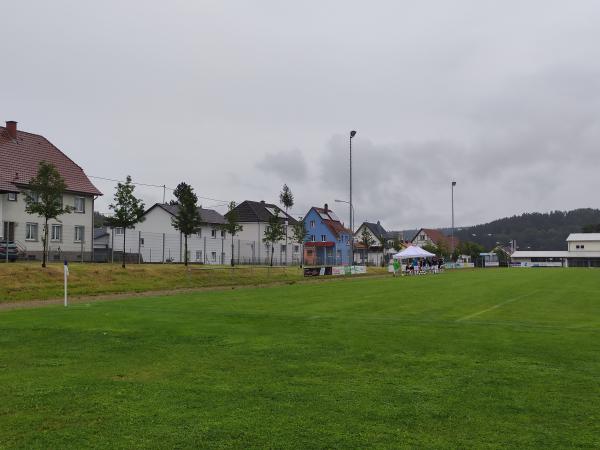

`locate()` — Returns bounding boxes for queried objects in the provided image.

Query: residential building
[412,228,460,251]
[102,203,229,264]
[303,203,352,266]
[353,221,396,266]
[226,200,299,265]
[0,121,101,261]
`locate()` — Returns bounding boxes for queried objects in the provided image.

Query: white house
[104,203,230,264]
[353,221,397,266]
[227,200,300,265]
[511,233,600,267]
[1,121,101,261]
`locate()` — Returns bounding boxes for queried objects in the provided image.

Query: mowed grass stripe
[0,269,599,448]
[455,291,538,322]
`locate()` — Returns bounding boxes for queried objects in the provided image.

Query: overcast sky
[3,1,600,230]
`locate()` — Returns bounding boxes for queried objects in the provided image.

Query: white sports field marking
[456,291,538,322]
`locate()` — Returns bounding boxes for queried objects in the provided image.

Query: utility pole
[349,130,357,266]
[451,181,457,257]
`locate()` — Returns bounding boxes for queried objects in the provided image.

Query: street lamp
[349,130,357,266]
[334,199,354,229]
[335,199,355,266]
[451,181,456,257]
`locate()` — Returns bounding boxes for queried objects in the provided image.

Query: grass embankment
[0,269,599,448]
[0,263,387,303]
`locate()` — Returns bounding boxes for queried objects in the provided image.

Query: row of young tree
[23,159,311,268]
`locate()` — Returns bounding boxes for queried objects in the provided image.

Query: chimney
[6,121,17,139]
[324,203,328,213]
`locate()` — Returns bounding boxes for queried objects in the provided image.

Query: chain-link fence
[92,230,306,265]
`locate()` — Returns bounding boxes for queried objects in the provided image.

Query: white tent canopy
[393,246,435,259]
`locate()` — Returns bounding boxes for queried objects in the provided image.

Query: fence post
[111,228,114,264]
[162,233,165,263]
[138,231,141,264]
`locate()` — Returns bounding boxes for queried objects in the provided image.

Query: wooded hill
[452,208,600,251]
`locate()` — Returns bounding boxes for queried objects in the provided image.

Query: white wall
[101,209,301,265]
[1,191,94,255]
[568,240,600,252]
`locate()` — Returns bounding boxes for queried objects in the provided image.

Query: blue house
[303,203,352,266]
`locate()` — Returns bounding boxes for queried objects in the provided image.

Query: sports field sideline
[1,269,599,448]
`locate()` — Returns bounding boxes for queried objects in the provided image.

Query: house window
[74,197,86,213]
[294,245,299,253]
[51,224,62,242]
[220,230,226,238]
[139,238,144,246]
[211,251,217,261]
[114,227,124,235]
[196,250,202,261]
[7,192,17,201]
[311,235,316,242]
[310,220,315,228]
[580,245,585,249]
[281,244,286,253]
[25,223,38,241]
[28,192,39,203]
[74,226,85,242]
[321,235,327,242]
[211,229,216,238]
[196,230,202,238]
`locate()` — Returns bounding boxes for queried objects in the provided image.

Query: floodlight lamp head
[350,130,357,138]
[452,181,457,186]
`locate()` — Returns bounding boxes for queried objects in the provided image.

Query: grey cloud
[3,1,600,230]
[256,149,308,182]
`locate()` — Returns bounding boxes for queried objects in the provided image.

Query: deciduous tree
[291,220,308,266]
[222,201,243,267]
[279,184,294,264]
[105,176,145,268]
[171,182,203,267]
[263,212,285,266]
[359,227,375,265]
[25,162,74,268]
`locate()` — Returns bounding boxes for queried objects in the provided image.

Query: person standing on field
[393,258,400,277]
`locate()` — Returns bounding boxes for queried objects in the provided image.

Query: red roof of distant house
[0,124,101,195]
[414,228,460,248]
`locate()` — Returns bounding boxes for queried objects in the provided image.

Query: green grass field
[0,263,386,303]
[1,269,599,448]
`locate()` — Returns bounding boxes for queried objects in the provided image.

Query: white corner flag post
[64,260,69,307]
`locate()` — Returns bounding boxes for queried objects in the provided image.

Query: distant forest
[452,208,600,251]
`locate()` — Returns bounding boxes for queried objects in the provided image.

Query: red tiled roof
[323,219,351,237]
[415,228,460,248]
[0,125,101,195]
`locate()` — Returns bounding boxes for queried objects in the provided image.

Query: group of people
[392,257,445,276]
